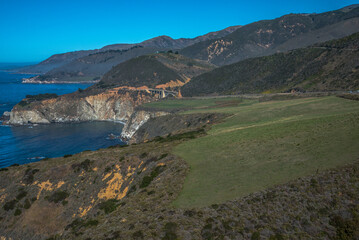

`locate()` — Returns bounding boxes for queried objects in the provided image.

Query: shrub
[16,189,27,200]
[329,214,359,240]
[25,93,58,101]
[63,154,72,158]
[269,233,285,240]
[24,199,31,209]
[14,208,22,216]
[251,231,260,240]
[310,178,318,187]
[162,222,177,240]
[83,219,99,227]
[0,168,8,171]
[23,168,39,185]
[140,165,165,188]
[18,100,29,107]
[47,190,69,203]
[98,199,120,214]
[140,152,148,158]
[158,153,168,160]
[133,230,144,239]
[155,128,205,143]
[127,185,137,196]
[3,199,17,211]
[104,166,112,173]
[72,159,92,173]
[140,176,152,188]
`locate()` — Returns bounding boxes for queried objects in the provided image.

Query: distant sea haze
[0,71,125,168]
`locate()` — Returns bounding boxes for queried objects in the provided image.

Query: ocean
[0,70,125,168]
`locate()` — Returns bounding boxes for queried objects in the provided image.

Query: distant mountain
[0,62,37,70]
[180,5,359,66]
[18,50,99,74]
[181,32,359,96]
[18,26,240,79]
[101,26,242,50]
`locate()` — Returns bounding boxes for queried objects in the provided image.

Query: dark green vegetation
[98,199,120,214]
[131,112,224,144]
[18,93,58,107]
[96,53,214,90]
[181,5,359,65]
[142,97,241,111]
[47,190,69,203]
[139,165,166,188]
[339,93,359,101]
[182,32,359,96]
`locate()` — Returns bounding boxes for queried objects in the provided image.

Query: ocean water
[0,71,124,168]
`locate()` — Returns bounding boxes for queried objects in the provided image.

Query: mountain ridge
[180,5,359,66]
[18,25,241,76]
[181,32,359,96]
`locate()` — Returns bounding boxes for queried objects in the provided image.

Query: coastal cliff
[8,89,171,142]
[9,89,158,125]
[8,52,216,140]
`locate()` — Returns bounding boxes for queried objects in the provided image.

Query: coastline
[22,76,100,84]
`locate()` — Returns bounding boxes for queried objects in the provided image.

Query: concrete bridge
[147,89,179,98]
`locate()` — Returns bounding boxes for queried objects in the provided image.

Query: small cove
[0,70,124,168]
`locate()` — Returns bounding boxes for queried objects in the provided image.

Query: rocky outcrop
[129,113,226,144]
[9,89,161,126]
[120,110,168,140]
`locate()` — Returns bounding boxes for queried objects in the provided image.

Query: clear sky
[0,0,358,63]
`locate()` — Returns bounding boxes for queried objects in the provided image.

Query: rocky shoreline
[5,87,174,143]
[22,76,100,84]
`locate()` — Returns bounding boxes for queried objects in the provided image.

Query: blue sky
[0,0,358,63]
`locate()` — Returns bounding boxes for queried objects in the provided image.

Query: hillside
[1,96,359,239]
[180,5,359,66]
[17,50,99,74]
[8,53,215,126]
[182,32,359,96]
[19,26,240,80]
[95,52,215,90]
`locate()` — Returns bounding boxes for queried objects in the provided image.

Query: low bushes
[47,190,69,203]
[98,199,120,214]
[140,165,166,188]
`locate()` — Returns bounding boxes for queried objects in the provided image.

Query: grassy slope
[144,96,359,207]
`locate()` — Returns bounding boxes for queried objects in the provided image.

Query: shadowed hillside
[180,5,359,66]
[182,32,359,96]
[95,52,215,90]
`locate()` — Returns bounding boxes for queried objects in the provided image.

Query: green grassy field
[146,96,359,208]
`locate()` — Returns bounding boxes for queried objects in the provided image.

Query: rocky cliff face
[129,113,226,144]
[120,110,168,140]
[9,89,162,129]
